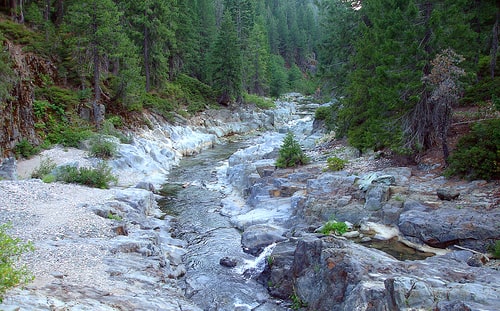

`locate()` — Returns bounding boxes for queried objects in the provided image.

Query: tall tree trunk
[53,0,63,27]
[93,42,102,126]
[9,0,23,23]
[491,10,499,79]
[144,21,151,92]
[91,4,102,127]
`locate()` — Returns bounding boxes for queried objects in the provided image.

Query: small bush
[0,223,34,302]
[35,85,79,109]
[319,220,348,235]
[290,291,308,310]
[14,139,40,158]
[88,135,118,159]
[101,120,132,144]
[444,119,500,180]
[243,93,276,109]
[276,132,309,168]
[56,162,117,189]
[47,126,94,148]
[314,106,331,120]
[493,240,500,258]
[326,156,348,171]
[31,157,56,180]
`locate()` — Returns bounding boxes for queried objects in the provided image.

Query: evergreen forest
[0,0,499,176]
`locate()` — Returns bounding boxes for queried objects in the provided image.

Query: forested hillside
[315,0,499,169]
[0,0,499,179]
[0,0,318,157]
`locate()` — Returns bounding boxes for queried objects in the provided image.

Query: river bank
[1,93,499,310]
[0,96,307,310]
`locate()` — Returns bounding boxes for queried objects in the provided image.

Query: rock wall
[259,235,500,311]
[0,40,56,157]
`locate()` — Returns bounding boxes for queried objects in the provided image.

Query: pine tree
[210,10,242,104]
[243,19,270,95]
[276,132,309,168]
[119,0,175,91]
[64,0,127,126]
[317,0,360,93]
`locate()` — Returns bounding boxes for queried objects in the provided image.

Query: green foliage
[492,240,500,258]
[46,126,94,148]
[14,139,40,158]
[107,212,122,221]
[35,86,79,109]
[210,10,242,104]
[461,76,500,106]
[243,93,275,109]
[56,162,117,189]
[0,40,17,102]
[269,54,288,98]
[100,120,131,144]
[445,119,500,180]
[314,106,330,121]
[326,156,348,171]
[0,223,34,302]
[319,220,348,235]
[0,18,42,46]
[173,75,218,113]
[314,104,339,132]
[290,292,307,310]
[88,135,118,159]
[31,157,56,180]
[142,92,175,116]
[276,132,309,168]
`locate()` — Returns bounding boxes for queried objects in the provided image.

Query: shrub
[243,93,276,110]
[276,132,309,168]
[100,120,132,144]
[88,135,118,159]
[31,157,56,180]
[56,162,117,189]
[0,223,34,302]
[444,119,500,180]
[319,220,348,235]
[14,139,40,158]
[46,126,94,148]
[326,156,348,171]
[493,240,500,258]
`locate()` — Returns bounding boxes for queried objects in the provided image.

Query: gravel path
[0,148,125,300]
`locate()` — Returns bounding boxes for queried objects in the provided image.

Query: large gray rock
[261,236,500,311]
[241,224,287,255]
[0,157,17,180]
[399,207,500,251]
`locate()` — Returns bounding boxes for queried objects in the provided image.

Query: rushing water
[161,138,287,311]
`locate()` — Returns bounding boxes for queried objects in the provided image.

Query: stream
[160,138,287,311]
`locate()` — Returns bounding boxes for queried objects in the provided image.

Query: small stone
[219,256,237,268]
[436,188,460,201]
[342,231,360,238]
[51,271,65,279]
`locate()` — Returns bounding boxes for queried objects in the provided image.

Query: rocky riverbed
[0,94,499,310]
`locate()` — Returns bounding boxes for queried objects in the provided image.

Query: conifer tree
[210,10,242,104]
[65,0,128,126]
[119,0,175,91]
[244,19,270,95]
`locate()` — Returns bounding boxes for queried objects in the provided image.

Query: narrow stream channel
[160,138,287,311]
